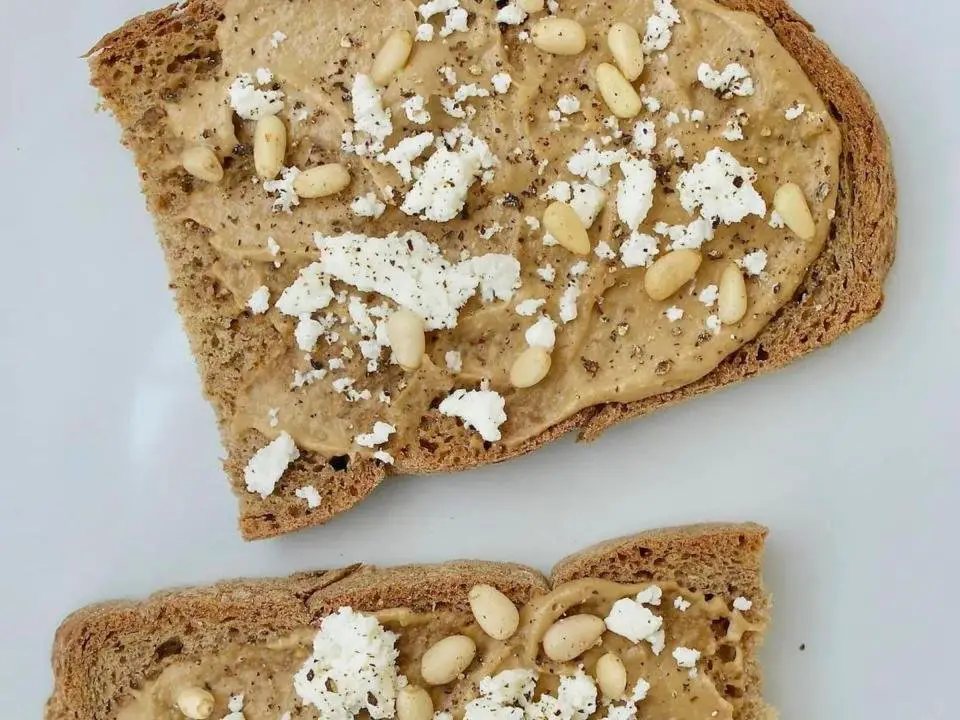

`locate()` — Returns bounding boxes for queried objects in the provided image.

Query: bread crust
[87,0,895,538]
[46,523,770,720]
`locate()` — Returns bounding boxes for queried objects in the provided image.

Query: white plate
[0,1,957,718]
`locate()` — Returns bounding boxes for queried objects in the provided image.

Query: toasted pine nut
[595,63,643,119]
[254,115,287,180]
[175,687,215,720]
[718,263,748,324]
[543,201,590,255]
[387,309,426,371]
[371,30,414,86]
[773,182,816,240]
[518,0,545,12]
[469,584,520,640]
[181,146,223,183]
[644,250,703,301]
[397,686,434,720]
[607,24,644,81]
[542,614,605,662]
[531,18,587,55]
[421,634,476,685]
[293,164,351,198]
[595,652,627,699]
[509,347,552,389]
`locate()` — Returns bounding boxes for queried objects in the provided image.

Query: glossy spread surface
[116,579,763,720]
[162,0,839,462]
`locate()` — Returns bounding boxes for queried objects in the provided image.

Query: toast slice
[87,0,895,539]
[46,522,771,720]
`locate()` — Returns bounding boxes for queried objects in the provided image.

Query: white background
[1,1,957,718]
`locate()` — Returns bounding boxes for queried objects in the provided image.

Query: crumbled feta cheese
[567,140,628,187]
[698,284,719,307]
[733,596,753,611]
[351,192,387,218]
[441,83,491,119]
[351,74,393,155]
[559,262,588,324]
[664,136,684,159]
[516,298,547,316]
[642,15,673,54]
[674,595,691,611]
[496,3,528,25]
[738,249,768,276]
[445,350,463,373]
[373,450,395,464]
[294,608,404,720]
[525,215,541,231]
[665,306,684,322]
[480,222,503,240]
[418,0,457,20]
[542,233,558,247]
[491,72,513,94]
[401,132,496,221]
[247,285,270,314]
[295,317,324,352]
[594,241,616,260]
[439,65,458,85]
[263,166,301,213]
[378,132,435,183]
[676,148,766,224]
[672,647,701,668]
[633,120,657,154]
[438,388,507,442]
[267,236,281,260]
[570,183,606,228]
[768,210,785,229]
[605,595,664,648]
[537,264,557,283]
[244,432,299,498]
[291,368,327,389]
[402,95,431,125]
[664,111,680,127]
[723,117,745,142]
[654,218,714,250]
[642,96,661,112]
[295,485,322,508]
[355,421,396,449]
[620,232,659,268]
[270,31,287,48]
[697,62,755,98]
[617,157,656,230]
[541,180,572,203]
[415,23,435,42]
[785,102,806,120]
[440,6,469,36]
[268,407,280,428]
[228,72,284,120]
[557,95,581,115]
[705,314,721,334]
[688,108,705,122]
[525,315,557,349]
[276,263,334,316]
[314,230,518,329]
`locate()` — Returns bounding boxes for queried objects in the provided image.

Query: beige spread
[163,0,840,460]
[117,578,763,720]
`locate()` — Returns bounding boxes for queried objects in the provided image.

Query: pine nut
[543,201,590,255]
[254,115,287,180]
[531,18,587,55]
[595,652,627,699]
[542,614,606,662]
[397,686,434,720]
[773,182,816,240]
[293,164,351,198]
[387,308,426,371]
[181,146,223,183]
[469,584,520,639]
[595,63,643,119]
[371,30,414,86]
[509,347,552,389]
[518,0,545,12]
[644,250,703,301]
[607,24,644,81]
[175,687,215,720]
[421,634,476,685]
[718,262,748,324]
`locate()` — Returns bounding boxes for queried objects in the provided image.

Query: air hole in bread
[330,455,350,471]
[725,684,744,699]
[153,637,183,661]
[755,346,768,361]
[711,617,730,640]
[716,643,738,663]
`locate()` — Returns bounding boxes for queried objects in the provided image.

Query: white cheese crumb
[276,263,334,316]
[441,83,491,119]
[697,62,755,98]
[291,368,327,389]
[351,74,393,156]
[664,111,680,127]
[377,131,434,183]
[247,285,270,314]
[665,306,684,322]
[496,3,528,25]
[415,23,435,42]
[402,95,431,125]
[373,450,395,464]
[557,94,581,115]
[295,486,322,509]
[480,222,503,240]
[605,595,664,649]
[616,157,656,230]
[228,72,284,120]
[676,147,766,224]
[570,183,606,228]
[401,132,496,221]
[439,65,458,86]
[440,6,469,37]
[738,249,768,276]
[672,646,701,668]
[541,180,572,203]
[785,102,806,120]
[642,15,673,54]
[698,284,719,307]
[267,236,281,261]
[733,596,753,611]
[567,140,628,187]
[525,215,541,231]
[525,315,557,349]
[355,421,396,448]
[244,432,299,498]
[268,407,280,428]
[705,314,721,334]
[491,72,513,94]
[642,96,661,112]
[445,350,463,373]
[594,241,616,260]
[255,67,274,85]
[263,166,301,213]
[664,136,684,159]
[516,298,547,316]
[438,388,507,442]
[674,595,692,611]
[768,210,785,228]
[536,264,556,283]
[654,218,715,251]
[351,192,387,218]
[295,317,324,352]
[689,108,705,122]
[270,31,287,48]
[723,117,745,142]
[620,232,659,268]
[633,120,657,155]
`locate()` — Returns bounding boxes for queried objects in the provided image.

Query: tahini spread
[162,0,840,461]
[116,579,763,720]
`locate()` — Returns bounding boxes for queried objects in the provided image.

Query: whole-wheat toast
[46,522,771,720]
[87,0,895,539]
